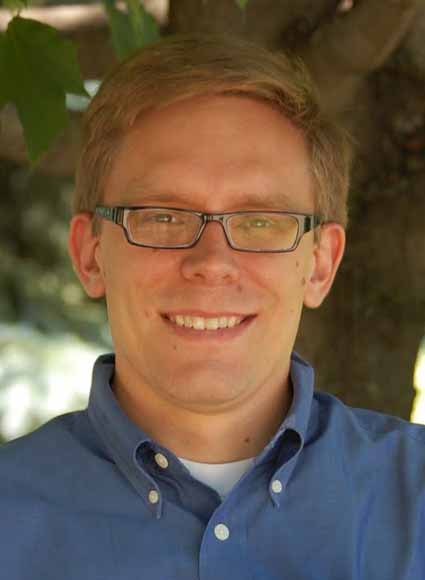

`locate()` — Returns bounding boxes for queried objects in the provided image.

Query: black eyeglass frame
[94,205,321,253]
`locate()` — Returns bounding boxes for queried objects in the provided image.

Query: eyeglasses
[95,205,321,253]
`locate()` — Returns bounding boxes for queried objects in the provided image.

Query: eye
[152,213,176,223]
[241,217,274,229]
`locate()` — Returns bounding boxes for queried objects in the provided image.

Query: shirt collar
[255,350,314,460]
[250,351,315,507]
[87,351,315,514]
[87,354,161,517]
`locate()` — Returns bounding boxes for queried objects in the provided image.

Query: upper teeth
[169,315,245,330]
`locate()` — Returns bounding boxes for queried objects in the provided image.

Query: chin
[160,374,248,408]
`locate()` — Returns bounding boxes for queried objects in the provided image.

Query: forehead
[104,95,314,211]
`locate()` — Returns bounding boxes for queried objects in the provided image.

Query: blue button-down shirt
[1,352,425,579]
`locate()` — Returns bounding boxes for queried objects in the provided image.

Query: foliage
[0,0,248,162]
[102,0,160,60]
[235,0,249,10]
[0,157,111,440]
[0,0,161,164]
[0,323,104,441]
[2,0,27,10]
[0,160,109,345]
[0,16,87,163]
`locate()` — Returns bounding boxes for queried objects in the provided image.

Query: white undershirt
[178,456,255,500]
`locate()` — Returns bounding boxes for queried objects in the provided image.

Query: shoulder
[314,389,425,442]
[312,390,425,480]
[0,410,107,494]
[1,410,84,458]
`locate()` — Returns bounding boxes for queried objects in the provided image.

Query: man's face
[79,95,338,412]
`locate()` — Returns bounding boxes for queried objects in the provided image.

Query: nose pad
[199,216,231,248]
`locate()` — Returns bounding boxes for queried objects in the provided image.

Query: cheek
[144,308,156,320]
[272,264,310,315]
[295,252,312,288]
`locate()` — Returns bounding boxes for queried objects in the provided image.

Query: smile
[162,313,256,342]
[168,314,245,330]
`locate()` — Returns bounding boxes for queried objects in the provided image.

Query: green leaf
[2,16,87,164]
[102,0,160,60]
[235,0,249,10]
[0,34,8,110]
[127,0,160,47]
[2,0,28,11]
[102,0,136,59]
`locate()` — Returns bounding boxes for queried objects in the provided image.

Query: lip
[162,314,257,342]
[162,310,254,318]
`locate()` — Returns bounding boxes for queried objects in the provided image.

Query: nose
[180,221,241,285]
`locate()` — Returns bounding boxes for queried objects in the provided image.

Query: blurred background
[0,0,424,443]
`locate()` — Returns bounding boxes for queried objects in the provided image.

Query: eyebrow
[120,182,295,210]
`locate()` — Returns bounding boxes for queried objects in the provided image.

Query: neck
[113,359,293,464]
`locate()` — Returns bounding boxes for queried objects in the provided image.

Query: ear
[303,223,346,309]
[68,213,106,298]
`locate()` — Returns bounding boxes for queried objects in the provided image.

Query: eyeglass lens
[126,208,300,250]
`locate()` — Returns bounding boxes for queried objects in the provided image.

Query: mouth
[161,312,257,342]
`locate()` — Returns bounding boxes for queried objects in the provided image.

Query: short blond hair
[74,34,353,227]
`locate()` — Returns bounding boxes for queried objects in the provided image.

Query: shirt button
[148,490,160,504]
[271,479,283,494]
[154,453,169,469]
[214,523,230,541]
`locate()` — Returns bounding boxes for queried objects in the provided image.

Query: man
[1,34,424,580]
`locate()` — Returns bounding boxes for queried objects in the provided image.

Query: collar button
[154,452,169,469]
[148,489,160,504]
[271,479,283,494]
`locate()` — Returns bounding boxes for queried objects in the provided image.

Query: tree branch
[301,0,422,114]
